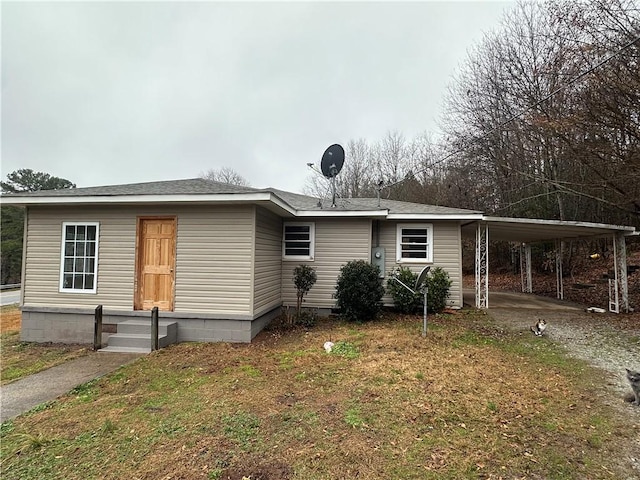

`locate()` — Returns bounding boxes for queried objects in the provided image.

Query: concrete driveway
[463,289,584,311]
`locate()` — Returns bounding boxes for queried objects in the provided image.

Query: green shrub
[387,266,451,314]
[426,266,452,313]
[334,260,384,322]
[387,266,422,314]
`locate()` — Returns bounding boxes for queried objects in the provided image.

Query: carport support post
[613,233,629,313]
[475,222,489,309]
[519,243,532,294]
[555,240,564,300]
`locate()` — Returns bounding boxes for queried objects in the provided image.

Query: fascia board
[294,209,389,218]
[387,213,484,221]
[482,215,637,233]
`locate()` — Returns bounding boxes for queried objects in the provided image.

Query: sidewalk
[0,352,143,422]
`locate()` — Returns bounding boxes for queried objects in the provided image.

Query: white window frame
[283,222,315,261]
[59,222,100,293]
[396,223,433,263]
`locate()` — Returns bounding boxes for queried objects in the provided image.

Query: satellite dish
[415,266,431,291]
[320,144,345,178]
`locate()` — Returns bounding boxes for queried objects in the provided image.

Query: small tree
[334,260,384,322]
[293,264,317,323]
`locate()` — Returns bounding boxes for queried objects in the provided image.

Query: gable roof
[0,178,483,220]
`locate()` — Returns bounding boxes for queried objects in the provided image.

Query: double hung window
[59,222,99,293]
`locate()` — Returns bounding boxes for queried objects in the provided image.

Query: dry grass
[0,311,635,479]
[0,305,22,333]
[0,305,90,385]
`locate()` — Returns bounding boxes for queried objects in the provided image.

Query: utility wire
[382,32,640,191]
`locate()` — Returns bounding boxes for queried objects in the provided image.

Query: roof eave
[0,192,296,214]
[481,215,637,234]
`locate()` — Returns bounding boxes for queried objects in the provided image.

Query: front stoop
[99,320,178,353]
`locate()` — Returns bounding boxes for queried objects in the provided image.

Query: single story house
[2,178,636,348]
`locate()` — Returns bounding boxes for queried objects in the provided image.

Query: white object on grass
[323,341,335,353]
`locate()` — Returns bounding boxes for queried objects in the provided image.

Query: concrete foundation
[20,306,283,344]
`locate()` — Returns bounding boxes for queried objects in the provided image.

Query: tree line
[305,0,640,229]
[1,169,76,284]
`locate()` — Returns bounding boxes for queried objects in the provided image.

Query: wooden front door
[135,217,176,311]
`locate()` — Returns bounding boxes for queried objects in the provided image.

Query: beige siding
[282,218,371,309]
[23,205,255,315]
[24,207,136,309]
[174,206,253,314]
[252,207,283,315]
[377,221,463,308]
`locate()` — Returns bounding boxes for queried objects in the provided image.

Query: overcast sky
[2,1,513,194]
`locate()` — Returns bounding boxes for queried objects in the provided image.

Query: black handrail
[93,305,103,350]
[151,307,159,351]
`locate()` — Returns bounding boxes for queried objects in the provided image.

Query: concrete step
[117,319,177,337]
[100,319,178,352]
[99,345,151,354]
[107,332,173,349]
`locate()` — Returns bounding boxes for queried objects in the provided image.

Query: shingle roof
[268,188,481,214]
[3,178,260,197]
[1,177,482,216]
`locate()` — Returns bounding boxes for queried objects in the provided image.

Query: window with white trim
[396,223,433,263]
[59,222,99,293]
[283,222,315,260]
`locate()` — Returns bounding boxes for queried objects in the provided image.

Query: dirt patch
[220,459,292,480]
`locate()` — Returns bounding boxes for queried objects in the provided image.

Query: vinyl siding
[23,205,255,315]
[253,207,283,315]
[282,218,371,309]
[174,207,253,315]
[377,221,463,308]
[24,207,136,309]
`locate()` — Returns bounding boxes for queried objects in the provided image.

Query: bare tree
[440,0,640,225]
[200,167,251,186]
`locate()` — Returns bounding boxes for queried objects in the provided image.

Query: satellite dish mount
[390,265,431,337]
[320,144,345,207]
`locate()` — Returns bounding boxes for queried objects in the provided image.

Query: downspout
[20,206,28,307]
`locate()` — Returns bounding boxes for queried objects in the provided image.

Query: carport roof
[461,216,637,243]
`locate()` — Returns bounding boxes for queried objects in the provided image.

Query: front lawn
[0,305,90,385]
[0,311,634,479]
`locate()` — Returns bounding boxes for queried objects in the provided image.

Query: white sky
[1,1,512,194]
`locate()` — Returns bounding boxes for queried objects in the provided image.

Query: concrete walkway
[0,352,143,422]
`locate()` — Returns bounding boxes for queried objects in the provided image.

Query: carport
[461,217,637,313]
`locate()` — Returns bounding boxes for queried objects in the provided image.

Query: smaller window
[396,223,433,263]
[59,222,100,293]
[283,222,315,260]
